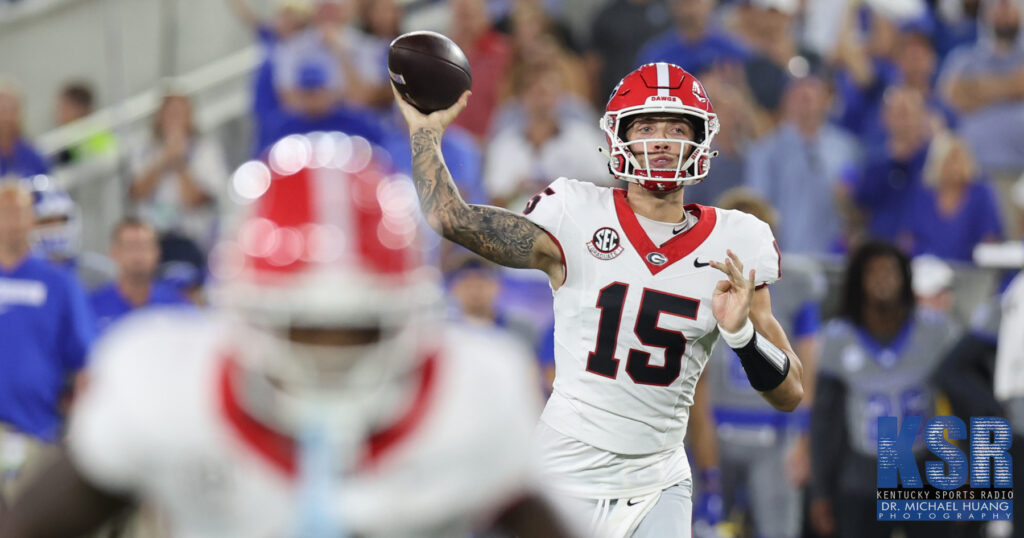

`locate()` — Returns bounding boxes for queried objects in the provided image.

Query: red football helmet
[210,132,441,428]
[601,62,720,191]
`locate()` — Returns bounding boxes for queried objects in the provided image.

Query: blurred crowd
[2,0,1024,537]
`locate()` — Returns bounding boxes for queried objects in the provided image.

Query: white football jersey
[69,309,542,538]
[524,178,781,457]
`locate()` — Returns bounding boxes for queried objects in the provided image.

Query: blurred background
[1,0,1023,536]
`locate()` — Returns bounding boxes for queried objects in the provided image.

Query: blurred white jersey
[69,310,541,538]
[524,178,780,497]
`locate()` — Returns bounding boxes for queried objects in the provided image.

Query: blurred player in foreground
[394,62,804,537]
[0,133,570,538]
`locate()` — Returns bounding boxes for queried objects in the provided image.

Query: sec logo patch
[587,227,624,260]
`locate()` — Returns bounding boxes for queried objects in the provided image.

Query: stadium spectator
[893,26,959,133]
[358,0,401,42]
[636,0,749,79]
[939,0,1024,237]
[933,0,984,61]
[839,19,957,154]
[500,1,590,103]
[848,86,933,245]
[358,0,403,105]
[52,81,116,166]
[31,181,115,290]
[704,188,825,538]
[831,4,904,143]
[489,21,598,141]
[901,132,1003,261]
[682,73,756,207]
[587,0,672,105]
[157,229,208,306]
[224,0,313,154]
[910,254,956,315]
[446,255,535,349]
[493,0,583,56]
[450,0,512,139]
[0,82,48,178]
[90,218,188,332]
[128,91,229,250]
[483,64,609,209]
[0,181,94,504]
[259,70,386,153]
[746,73,859,255]
[810,241,960,538]
[740,0,824,115]
[272,0,386,116]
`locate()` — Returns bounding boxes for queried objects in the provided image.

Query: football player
[0,134,570,538]
[393,62,804,537]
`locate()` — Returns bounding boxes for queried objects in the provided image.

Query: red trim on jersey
[540,229,568,288]
[218,352,439,477]
[359,352,439,468]
[612,189,717,275]
[219,357,298,478]
[772,240,782,280]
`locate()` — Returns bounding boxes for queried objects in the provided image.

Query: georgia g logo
[587,227,624,260]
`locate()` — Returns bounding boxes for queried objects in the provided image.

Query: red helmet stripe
[251,167,314,275]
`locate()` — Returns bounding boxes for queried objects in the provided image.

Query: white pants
[545,478,693,538]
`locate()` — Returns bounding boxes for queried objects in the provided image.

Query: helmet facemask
[602,107,720,191]
[216,266,442,434]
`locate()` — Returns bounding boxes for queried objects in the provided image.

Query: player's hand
[785,435,811,487]
[391,84,470,135]
[709,249,755,333]
[693,467,724,536]
[810,498,836,536]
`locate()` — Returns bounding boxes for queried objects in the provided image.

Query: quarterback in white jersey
[0,135,570,538]
[394,62,804,538]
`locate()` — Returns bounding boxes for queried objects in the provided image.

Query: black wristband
[733,331,790,392]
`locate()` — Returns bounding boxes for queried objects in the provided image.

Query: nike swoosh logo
[672,224,687,235]
[694,258,710,268]
[626,499,642,506]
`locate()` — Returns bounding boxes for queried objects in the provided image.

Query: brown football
[388,31,473,114]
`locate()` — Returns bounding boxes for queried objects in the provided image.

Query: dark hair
[61,82,95,111]
[839,241,914,326]
[111,216,156,242]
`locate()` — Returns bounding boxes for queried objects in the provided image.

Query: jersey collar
[218,351,439,478]
[613,189,717,275]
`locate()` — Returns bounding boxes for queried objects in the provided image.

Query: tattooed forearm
[410,128,545,269]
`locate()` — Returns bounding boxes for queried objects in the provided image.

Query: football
[388,31,473,114]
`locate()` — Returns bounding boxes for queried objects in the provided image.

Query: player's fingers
[390,83,420,116]
[727,249,744,273]
[748,269,756,290]
[724,256,743,285]
[727,250,749,285]
[714,279,731,293]
[436,90,472,116]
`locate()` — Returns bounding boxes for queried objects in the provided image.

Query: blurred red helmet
[602,63,720,192]
[210,133,440,426]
